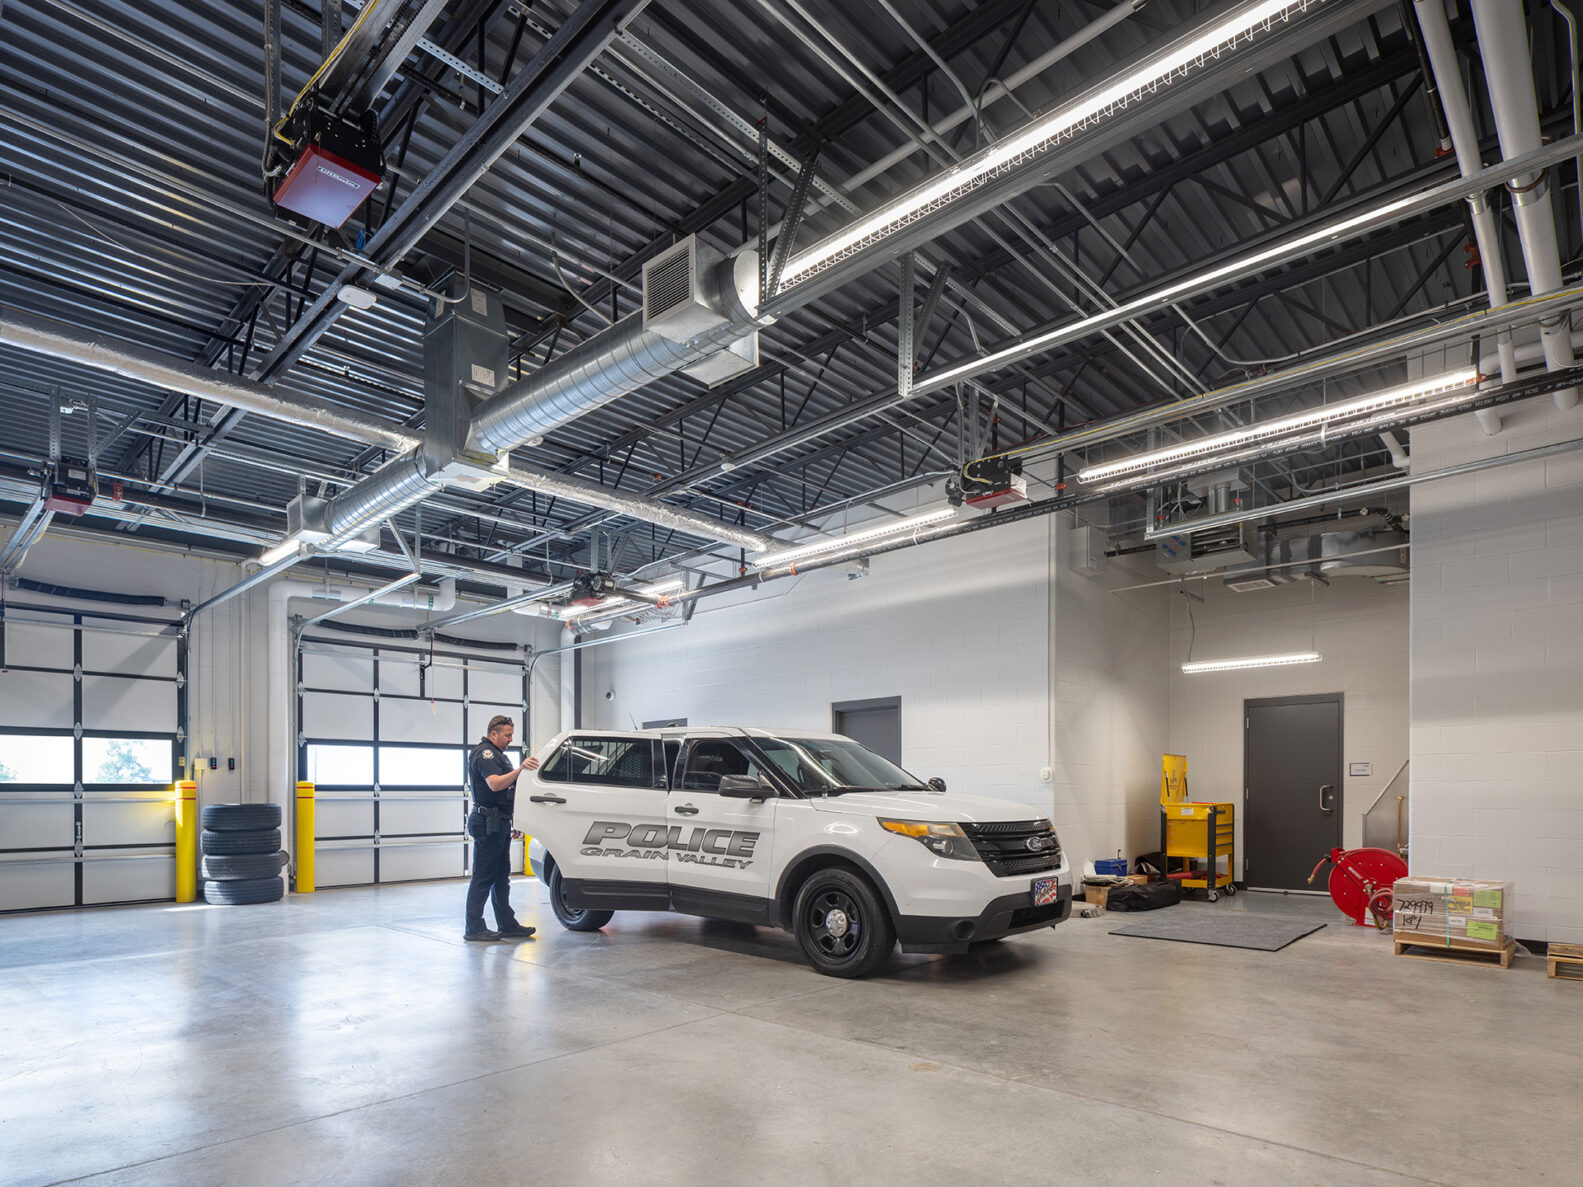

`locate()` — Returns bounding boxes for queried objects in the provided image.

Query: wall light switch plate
[1040,766,1053,782]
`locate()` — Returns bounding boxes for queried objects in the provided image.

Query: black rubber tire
[201,827,281,856]
[792,867,896,979]
[201,850,287,881]
[201,803,282,831]
[547,865,613,932]
[203,875,284,905]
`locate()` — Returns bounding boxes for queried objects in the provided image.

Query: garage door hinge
[73,663,82,682]
[74,820,83,857]
[373,785,381,797]
[176,727,186,742]
[175,672,186,689]
[73,722,83,740]
[73,781,83,798]
[372,687,381,701]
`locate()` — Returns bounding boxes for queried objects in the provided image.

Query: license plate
[1032,876,1061,907]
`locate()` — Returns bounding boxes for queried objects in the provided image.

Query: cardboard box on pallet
[1392,878,1509,949]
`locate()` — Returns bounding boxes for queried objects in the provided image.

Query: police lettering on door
[581,821,759,869]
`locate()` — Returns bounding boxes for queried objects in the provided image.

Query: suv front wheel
[792,867,895,978]
[547,865,614,932]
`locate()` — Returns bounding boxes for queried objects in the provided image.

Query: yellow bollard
[174,780,198,903]
[295,781,316,893]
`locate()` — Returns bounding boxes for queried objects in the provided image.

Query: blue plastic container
[1094,858,1128,876]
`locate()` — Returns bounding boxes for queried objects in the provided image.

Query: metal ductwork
[466,240,762,456]
[315,247,769,553]
[0,301,772,552]
[1471,0,1579,410]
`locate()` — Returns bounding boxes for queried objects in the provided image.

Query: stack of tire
[201,803,286,904]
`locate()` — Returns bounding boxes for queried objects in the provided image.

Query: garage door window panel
[0,733,76,784]
[82,737,175,786]
[379,745,465,788]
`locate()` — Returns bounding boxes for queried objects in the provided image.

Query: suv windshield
[755,737,928,795]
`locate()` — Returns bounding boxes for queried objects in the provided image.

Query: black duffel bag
[1106,880,1182,911]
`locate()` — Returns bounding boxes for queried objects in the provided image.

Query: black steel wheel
[792,867,895,978]
[548,864,613,932]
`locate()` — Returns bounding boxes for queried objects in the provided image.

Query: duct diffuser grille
[642,235,729,342]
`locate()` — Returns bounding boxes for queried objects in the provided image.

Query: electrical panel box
[1068,524,1105,577]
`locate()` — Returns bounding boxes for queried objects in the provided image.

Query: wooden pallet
[1547,942,1583,981]
[1394,935,1515,969]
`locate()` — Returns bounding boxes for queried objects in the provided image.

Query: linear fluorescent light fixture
[1078,370,1479,485]
[922,173,1430,396]
[558,577,686,621]
[1182,651,1321,674]
[755,506,959,570]
[257,539,305,567]
[778,0,1317,290]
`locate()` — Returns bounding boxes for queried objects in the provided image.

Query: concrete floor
[1,880,1575,1186]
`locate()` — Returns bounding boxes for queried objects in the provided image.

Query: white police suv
[522,727,1071,978]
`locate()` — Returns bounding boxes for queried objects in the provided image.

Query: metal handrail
[0,850,174,867]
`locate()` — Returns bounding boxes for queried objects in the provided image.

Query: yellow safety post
[174,780,198,903]
[295,781,316,893]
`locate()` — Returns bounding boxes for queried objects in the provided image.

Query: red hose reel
[1307,846,1409,928]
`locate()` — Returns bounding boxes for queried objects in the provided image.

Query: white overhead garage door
[0,606,185,912]
[297,635,527,888]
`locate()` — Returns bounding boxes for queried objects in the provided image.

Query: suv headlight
[878,818,977,861]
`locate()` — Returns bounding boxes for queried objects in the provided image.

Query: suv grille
[961,820,1061,877]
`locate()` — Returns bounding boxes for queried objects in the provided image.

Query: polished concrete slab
[1,880,1573,1186]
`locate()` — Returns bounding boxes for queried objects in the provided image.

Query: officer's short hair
[486,715,514,734]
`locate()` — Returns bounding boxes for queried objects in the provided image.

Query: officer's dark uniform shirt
[469,739,517,813]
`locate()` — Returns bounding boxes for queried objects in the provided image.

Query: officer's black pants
[465,809,518,931]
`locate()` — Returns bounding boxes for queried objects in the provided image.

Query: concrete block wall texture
[1166,570,1410,875]
[1409,390,1583,943]
[581,507,1172,871]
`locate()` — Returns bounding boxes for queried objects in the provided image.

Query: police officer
[464,715,539,941]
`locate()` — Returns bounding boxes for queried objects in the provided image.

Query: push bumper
[895,884,1072,954]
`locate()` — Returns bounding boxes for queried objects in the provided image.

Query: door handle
[528,794,567,805]
[673,803,699,816]
[1318,785,1334,814]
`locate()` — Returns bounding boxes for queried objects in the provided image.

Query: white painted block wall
[1166,572,1410,875]
[1409,392,1583,943]
[581,510,1171,870]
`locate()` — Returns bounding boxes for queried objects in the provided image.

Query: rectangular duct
[642,235,730,342]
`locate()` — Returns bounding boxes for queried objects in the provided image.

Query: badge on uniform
[482,750,493,758]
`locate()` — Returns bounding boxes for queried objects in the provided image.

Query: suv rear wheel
[792,867,895,978]
[547,864,614,932]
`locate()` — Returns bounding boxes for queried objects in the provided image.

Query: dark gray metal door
[1244,694,1342,891]
[832,697,902,765]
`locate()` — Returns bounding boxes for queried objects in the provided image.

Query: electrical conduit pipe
[1471,0,1579,409]
[267,577,457,887]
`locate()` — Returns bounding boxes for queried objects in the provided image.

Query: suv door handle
[529,794,567,805]
[673,803,699,815]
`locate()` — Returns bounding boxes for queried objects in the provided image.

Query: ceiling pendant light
[1181,651,1322,674]
[558,577,686,622]
[754,506,959,570]
[779,0,1321,290]
[1077,370,1479,485]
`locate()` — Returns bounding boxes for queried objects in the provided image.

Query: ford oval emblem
[1025,835,1048,852]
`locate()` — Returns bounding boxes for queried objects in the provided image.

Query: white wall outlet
[1040,766,1053,782]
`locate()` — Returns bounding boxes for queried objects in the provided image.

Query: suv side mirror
[927,776,947,793]
[718,774,772,800]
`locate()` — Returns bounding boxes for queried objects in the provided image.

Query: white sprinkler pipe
[1413,0,1513,434]
[1472,0,1580,409]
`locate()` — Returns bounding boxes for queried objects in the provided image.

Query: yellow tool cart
[1159,754,1237,902]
